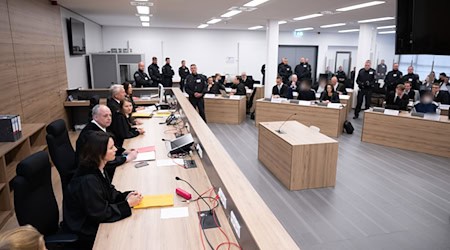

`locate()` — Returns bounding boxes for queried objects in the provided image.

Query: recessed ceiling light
[295,27,314,31]
[207,18,222,24]
[336,1,385,12]
[139,16,150,22]
[377,25,396,29]
[293,13,323,21]
[142,22,150,27]
[221,10,242,18]
[278,20,287,24]
[358,17,394,23]
[136,6,150,14]
[320,23,346,28]
[198,24,208,29]
[248,25,264,30]
[338,29,359,33]
[378,30,395,34]
[244,0,270,7]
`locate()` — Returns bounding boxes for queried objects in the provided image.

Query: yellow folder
[133,194,174,209]
[131,112,152,118]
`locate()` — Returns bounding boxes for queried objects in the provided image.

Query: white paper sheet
[156,159,184,167]
[160,207,189,219]
[133,152,156,162]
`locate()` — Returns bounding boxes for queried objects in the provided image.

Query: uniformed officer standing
[295,57,312,81]
[376,59,387,80]
[185,64,207,122]
[354,60,376,119]
[401,66,421,90]
[148,57,162,85]
[133,62,153,87]
[305,58,312,77]
[178,60,190,92]
[278,58,292,85]
[384,63,403,93]
[161,57,175,87]
[335,66,347,84]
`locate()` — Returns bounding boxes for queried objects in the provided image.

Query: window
[399,55,450,80]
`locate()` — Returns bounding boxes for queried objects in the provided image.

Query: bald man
[134,62,152,87]
[76,104,138,179]
[330,76,347,94]
[278,58,292,85]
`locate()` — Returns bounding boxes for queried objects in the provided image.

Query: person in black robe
[231,77,246,95]
[297,81,316,101]
[64,132,143,249]
[110,98,144,147]
[319,84,340,103]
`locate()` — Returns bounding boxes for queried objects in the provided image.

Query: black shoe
[353,115,358,119]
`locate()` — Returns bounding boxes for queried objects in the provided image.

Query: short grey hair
[91,104,110,118]
[110,84,124,96]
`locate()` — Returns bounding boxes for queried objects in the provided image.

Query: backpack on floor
[343,120,354,134]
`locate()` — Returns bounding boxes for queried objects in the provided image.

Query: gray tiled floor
[208,111,450,250]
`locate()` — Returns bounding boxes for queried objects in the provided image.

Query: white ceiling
[57,0,397,32]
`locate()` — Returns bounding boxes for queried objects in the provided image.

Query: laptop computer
[219,89,230,98]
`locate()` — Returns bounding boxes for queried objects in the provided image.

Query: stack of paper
[133,151,156,162]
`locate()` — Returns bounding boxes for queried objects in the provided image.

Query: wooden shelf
[30,145,47,154]
[6,161,18,183]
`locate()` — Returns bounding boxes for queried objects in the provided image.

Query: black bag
[343,120,354,134]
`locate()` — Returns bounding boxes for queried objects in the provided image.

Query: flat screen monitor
[67,18,86,55]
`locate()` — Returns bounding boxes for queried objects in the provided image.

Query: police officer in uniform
[354,60,376,119]
[278,58,292,85]
[161,57,175,87]
[376,59,387,80]
[384,63,403,93]
[148,57,162,85]
[185,64,207,122]
[401,66,420,90]
[295,57,312,82]
[178,60,189,92]
[133,62,153,87]
[335,66,347,84]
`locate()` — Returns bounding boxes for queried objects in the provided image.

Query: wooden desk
[440,104,449,116]
[258,121,338,190]
[292,92,353,114]
[255,99,347,138]
[94,89,298,249]
[362,110,450,158]
[204,95,246,124]
[0,123,47,228]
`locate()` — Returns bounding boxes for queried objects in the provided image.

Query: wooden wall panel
[0,0,68,124]
[0,44,22,116]
[0,0,12,44]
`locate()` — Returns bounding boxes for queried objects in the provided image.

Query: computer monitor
[169,133,194,155]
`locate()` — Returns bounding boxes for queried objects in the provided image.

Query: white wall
[102,26,396,83]
[61,8,103,89]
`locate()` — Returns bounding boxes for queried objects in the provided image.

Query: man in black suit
[76,105,137,179]
[161,57,175,87]
[107,84,126,114]
[297,80,316,101]
[231,76,246,95]
[148,57,162,85]
[432,83,450,104]
[335,66,347,84]
[384,63,403,93]
[294,57,311,81]
[385,84,409,110]
[240,72,254,89]
[404,81,418,101]
[401,66,420,90]
[272,76,288,98]
[207,77,225,94]
[330,76,347,95]
[133,62,153,87]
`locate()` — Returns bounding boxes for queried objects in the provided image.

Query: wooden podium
[258,121,338,190]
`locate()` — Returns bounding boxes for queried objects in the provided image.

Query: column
[353,24,377,107]
[265,20,279,98]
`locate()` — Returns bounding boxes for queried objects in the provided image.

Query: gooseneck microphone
[175,176,212,213]
[276,113,297,134]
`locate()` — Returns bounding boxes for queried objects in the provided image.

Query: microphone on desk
[175,176,212,214]
[276,113,297,134]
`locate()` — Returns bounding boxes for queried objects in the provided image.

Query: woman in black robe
[64,132,143,249]
[110,98,145,148]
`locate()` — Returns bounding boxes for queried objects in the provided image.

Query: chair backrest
[88,95,100,120]
[13,151,59,236]
[46,119,76,190]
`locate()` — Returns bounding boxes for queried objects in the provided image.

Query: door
[278,45,318,82]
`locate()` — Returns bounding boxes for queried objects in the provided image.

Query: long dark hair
[79,131,111,169]
[325,83,335,94]
[122,82,132,96]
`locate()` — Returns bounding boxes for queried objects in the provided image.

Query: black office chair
[88,95,100,121]
[13,151,77,248]
[46,119,76,192]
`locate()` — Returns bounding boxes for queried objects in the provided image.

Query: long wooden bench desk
[255,99,347,138]
[94,89,299,249]
[292,91,353,114]
[362,110,450,158]
[203,95,246,124]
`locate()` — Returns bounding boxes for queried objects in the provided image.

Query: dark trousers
[355,88,372,116]
[180,78,185,92]
[162,78,173,87]
[189,97,206,122]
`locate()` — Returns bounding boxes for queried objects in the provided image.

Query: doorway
[335,51,352,76]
